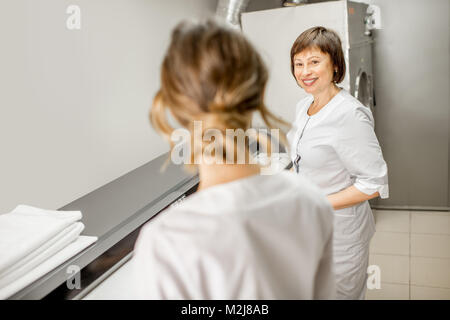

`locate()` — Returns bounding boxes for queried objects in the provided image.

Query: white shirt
[287,89,389,245]
[131,171,335,299]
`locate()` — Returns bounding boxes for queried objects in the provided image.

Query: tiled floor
[365,210,450,300]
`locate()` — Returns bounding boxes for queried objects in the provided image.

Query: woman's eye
[295,63,303,67]
[312,60,319,64]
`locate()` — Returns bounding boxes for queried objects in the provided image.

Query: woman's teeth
[303,78,317,86]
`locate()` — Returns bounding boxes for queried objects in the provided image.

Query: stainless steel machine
[346,1,375,116]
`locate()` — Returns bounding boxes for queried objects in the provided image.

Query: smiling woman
[286,26,389,300]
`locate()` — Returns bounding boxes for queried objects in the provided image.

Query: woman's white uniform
[287,89,389,300]
[131,171,335,299]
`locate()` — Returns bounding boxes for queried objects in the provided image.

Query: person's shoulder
[298,94,313,104]
[336,90,374,125]
[136,204,190,241]
[135,200,252,263]
[134,204,216,262]
[295,94,313,115]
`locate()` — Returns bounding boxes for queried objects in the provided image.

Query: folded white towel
[0,235,97,299]
[0,205,82,274]
[0,222,85,288]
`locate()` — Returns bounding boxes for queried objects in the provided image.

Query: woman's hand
[327,186,379,210]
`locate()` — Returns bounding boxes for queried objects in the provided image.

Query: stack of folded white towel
[0,205,97,299]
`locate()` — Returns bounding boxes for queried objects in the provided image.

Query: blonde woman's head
[151,20,287,170]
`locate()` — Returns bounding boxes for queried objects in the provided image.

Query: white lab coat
[287,89,389,300]
[131,171,336,299]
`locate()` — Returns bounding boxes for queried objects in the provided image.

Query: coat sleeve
[333,105,389,198]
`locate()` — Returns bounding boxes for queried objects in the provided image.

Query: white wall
[0,0,217,213]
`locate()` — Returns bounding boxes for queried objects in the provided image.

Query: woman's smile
[302,77,318,86]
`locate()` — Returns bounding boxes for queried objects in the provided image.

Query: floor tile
[365,282,409,300]
[411,234,450,258]
[369,232,410,256]
[369,254,409,284]
[373,210,410,233]
[410,286,450,300]
[411,211,450,235]
[411,257,450,288]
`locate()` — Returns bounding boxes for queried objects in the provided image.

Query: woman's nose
[301,68,311,78]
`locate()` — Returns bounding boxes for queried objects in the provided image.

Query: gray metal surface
[8,153,198,299]
[347,1,374,113]
[349,43,374,114]
[370,0,449,208]
[347,1,370,46]
[60,154,195,237]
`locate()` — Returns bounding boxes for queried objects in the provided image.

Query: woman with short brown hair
[287,26,389,299]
